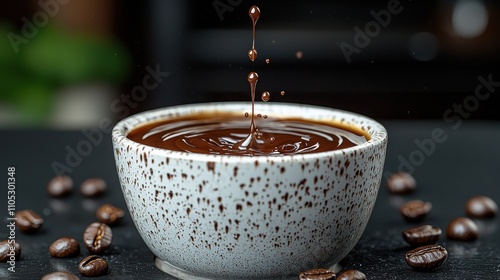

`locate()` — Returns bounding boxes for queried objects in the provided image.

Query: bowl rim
[112,102,388,163]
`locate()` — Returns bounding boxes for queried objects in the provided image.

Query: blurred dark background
[1,0,499,128]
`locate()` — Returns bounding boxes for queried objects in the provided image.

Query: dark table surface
[1,120,499,280]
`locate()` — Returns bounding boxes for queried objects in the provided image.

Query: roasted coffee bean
[0,240,21,262]
[400,200,432,222]
[405,244,448,271]
[41,271,80,280]
[78,255,108,277]
[299,268,336,280]
[465,196,498,218]
[80,178,107,198]
[337,269,367,280]
[47,175,74,197]
[446,217,479,241]
[402,225,442,246]
[386,172,416,194]
[16,209,44,233]
[49,237,80,258]
[83,222,113,254]
[96,204,125,225]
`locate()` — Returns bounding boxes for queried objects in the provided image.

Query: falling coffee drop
[244,112,249,118]
[280,90,285,96]
[248,5,260,62]
[248,49,258,62]
[265,58,270,64]
[262,91,270,102]
[248,71,259,135]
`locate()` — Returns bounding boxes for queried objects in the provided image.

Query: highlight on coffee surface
[127,112,369,156]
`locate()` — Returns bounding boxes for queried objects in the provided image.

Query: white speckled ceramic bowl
[112,102,387,280]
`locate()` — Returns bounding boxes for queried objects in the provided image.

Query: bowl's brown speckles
[207,162,215,173]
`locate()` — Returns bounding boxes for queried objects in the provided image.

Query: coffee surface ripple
[128,116,368,156]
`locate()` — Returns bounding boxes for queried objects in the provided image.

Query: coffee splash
[238,5,262,153]
[241,6,287,153]
[126,5,369,156]
[234,72,260,151]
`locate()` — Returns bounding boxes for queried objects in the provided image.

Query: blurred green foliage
[0,23,130,125]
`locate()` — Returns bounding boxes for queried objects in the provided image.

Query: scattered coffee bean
[446,217,479,241]
[387,172,416,194]
[83,222,113,254]
[400,200,432,222]
[465,195,498,218]
[337,269,367,280]
[16,209,44,233]
[405,244,448,271]
[78,255,108,277]
[41,271,80,280]
[80,178,107,198]
[96,204,125,225]
[0,240,21,262]
[47,175,74,197]
[49,237,80,258]
[299,268,336,280]
[402,225,442,246]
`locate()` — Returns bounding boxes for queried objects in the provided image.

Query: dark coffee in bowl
[127,112,369,156]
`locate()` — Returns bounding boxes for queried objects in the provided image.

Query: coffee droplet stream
[234,72,259,151]
[248,5,260,61]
